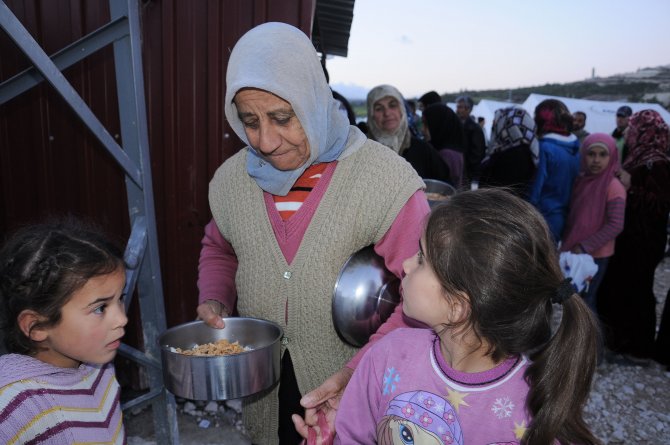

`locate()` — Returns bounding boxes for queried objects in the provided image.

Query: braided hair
[0,217,124,355]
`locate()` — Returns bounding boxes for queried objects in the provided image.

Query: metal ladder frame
[0,0,179,442]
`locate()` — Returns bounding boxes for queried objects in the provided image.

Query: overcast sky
[326,0,670,100]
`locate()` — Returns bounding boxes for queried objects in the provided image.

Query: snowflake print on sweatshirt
[383,367,400,395]
[491,396,515,419]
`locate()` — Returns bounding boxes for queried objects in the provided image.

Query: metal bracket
[0,1,179,442]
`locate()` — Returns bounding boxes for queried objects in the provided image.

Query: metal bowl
[332,246,401,347]
[423,179,457,208]
[158,318,282,400]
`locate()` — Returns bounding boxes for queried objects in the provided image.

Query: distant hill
[343,64,670,119]
[440,64,670,110]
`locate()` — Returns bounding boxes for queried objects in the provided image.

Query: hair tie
[552,278,574,304]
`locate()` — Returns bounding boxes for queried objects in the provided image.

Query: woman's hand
[292,367,354,444]
[196,299,229,329]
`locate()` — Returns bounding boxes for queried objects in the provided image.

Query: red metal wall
[0,0,316,328]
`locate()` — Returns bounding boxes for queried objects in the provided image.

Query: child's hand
[292,366,353,444]
[293,409,333,445]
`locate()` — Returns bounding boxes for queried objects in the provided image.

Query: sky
[326,0,670,100]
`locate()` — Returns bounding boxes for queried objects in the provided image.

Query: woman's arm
[196,219,238,328]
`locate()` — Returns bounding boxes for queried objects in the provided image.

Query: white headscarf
[224,22,365,196]
[366,85,411,154]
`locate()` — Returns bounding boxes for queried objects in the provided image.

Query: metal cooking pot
[158,318,282,400]
[332,246,401,347]
[423,178,457,208]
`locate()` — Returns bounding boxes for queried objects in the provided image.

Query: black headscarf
[419,91,442,108]
[423,103,464,151]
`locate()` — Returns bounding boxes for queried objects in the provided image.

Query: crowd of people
[1,21,669,445]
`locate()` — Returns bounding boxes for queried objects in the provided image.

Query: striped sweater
[272,163,328,219]
[0,353,125,444]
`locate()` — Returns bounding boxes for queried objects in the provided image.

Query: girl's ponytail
[524,285,601,445]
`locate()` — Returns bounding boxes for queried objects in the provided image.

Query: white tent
[521,94,670,136]
[445,94,670,142]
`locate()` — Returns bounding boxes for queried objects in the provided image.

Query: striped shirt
[0,354,125,445]
[273,163,329,220]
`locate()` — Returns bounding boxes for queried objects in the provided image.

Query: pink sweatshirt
[198,161,430,368]
[335,329,531,444]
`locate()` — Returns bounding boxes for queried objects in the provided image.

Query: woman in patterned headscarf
[479,106,539,197]
[597,110,670,363]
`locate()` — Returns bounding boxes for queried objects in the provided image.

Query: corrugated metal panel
[0,0,325,330]
[0,0,128,235]
[312,0,355,57]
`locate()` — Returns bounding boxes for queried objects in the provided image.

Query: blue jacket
[528,133,580,242]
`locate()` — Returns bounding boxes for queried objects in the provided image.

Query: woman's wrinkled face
[235,89,311,171]
[373,96,403,133]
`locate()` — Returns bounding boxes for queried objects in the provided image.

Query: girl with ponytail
[335,188,601,445]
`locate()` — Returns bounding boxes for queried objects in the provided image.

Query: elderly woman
[597,110,670,364]
[479,106,539,197]
[196,23,429,445]
[366,85,452,185]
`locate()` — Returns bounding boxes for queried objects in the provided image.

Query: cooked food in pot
[172,339,248,356]
[425,192,448,201]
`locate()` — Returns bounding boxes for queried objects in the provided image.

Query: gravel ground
[126,258,670,444]
[584,256,670,444]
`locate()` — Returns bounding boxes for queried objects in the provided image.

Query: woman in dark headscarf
[418,90,442,110]
[366,85,451,184]
[479,106,538,197]
[597,109,670,363]
[421,103,465,188]
[528,99,581,242]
